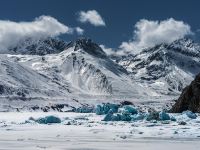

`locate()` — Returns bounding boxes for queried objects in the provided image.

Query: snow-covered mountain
[0,37,200,111]
[0,38,153,111]
[116,38,200,96]
[7,38,68,55]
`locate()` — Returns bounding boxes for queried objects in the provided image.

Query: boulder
[120,101,134,106]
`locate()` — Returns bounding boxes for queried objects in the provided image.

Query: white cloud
[119,18,192,54]
[0,15,73,51]
[100,44,124,56]
[75,27,84,35]
[78,10,106,26]
[100,45,115,55]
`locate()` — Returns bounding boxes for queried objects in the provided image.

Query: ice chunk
[103,114,112,121]
[76,106,94,113]
[145,110,159,121]
[146,111,172,121]
[103,110,114,121]
[182,111,197,119]
[131,113,145,121]
[110,114,121,121]
[159,111,170,120]
[95,103,119,115]
[95,105,103,115]
[118,105,138,115]
[170,116,176,121]
[34,115,61,124]
[120,113,132,121]
[103,109,131,121]
[103,113,132,122]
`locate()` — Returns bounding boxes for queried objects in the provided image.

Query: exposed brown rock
[170,73,200,113]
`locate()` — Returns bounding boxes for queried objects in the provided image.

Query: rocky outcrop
[8,38,68,55]
[170,73,200,113]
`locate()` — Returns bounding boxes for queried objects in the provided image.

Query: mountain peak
[140,38,200,58]
[167,38,200,57]
[73,37,93,50]
[6,37,108,58]
[68,37,107,58]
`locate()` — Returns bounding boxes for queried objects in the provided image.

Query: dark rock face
[8,38,68,55]
[7,37,107,57]
[74,38,107,58]
[170,73,200,113]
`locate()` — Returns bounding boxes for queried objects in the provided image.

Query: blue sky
[0,0,200,49]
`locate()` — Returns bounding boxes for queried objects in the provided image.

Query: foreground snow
[0,112,200,150]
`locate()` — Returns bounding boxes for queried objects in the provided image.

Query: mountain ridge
[0,37,200,111]
[116,38,200,94]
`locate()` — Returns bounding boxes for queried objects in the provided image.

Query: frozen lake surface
[0,112,200,150]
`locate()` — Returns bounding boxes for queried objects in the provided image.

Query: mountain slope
[116,38,200,96]
[0,38,158,111]
[0,37,200,111]
[20,38,154,97]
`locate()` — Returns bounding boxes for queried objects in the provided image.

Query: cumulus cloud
[0,16,75,51]
[75,27,84,35]
[119,18,192,54]
[100,45,115,55]
[78,10,106,26]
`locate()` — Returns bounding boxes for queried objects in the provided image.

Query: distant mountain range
[0,37,200,111]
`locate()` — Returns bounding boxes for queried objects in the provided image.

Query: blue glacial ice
[182,111,197,119]
[170,116,177,121]
[31,115,61,124]
[131,113,145,121]
[95,103,119,115]
[145,110,159,121]
[118,105,138,115]
[76,106,94,113]
[103,112,131,121]
[159,111,171,121]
